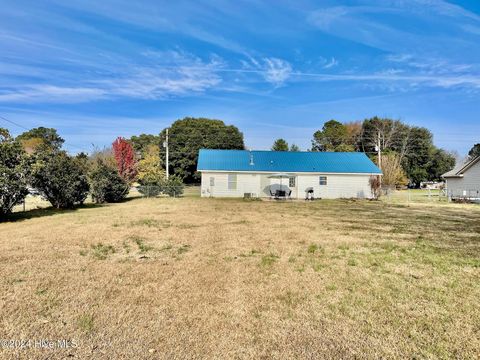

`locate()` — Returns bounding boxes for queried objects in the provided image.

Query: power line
[0,114,86,152]
[0,115,30,131]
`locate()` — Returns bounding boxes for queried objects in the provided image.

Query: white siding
[297,174,372,199]
[446,160,480,197]
[201,172,261,197]
[201,172,374,199]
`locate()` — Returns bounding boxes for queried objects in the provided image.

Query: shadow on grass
[3,195,148,223]
[2,203,106,223]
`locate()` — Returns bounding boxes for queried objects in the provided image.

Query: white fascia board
[198,169,382,176]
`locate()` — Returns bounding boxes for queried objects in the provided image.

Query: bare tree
[369,176,382,200]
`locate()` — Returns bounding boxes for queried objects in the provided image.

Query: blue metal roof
[197,149,382,174]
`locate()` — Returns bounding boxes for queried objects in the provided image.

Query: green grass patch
[91,243,115,260]
[307,243,319,254]
[238,249,261,257]
[35,288,48,296]
[77,314,94,333]
[260,253,279,267]
[131,218,171,228]
[177,244,191,254]
[130,236,154,253]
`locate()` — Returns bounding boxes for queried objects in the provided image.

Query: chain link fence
[381,188,450,205]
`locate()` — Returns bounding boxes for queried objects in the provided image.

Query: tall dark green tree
[312,120,353,151]
[289,144,300,151]
[427,148,456,181]
[401,127,434,185]
[17,127,64,151]
[0,128,30,217]
[129,134,160,155]
[468,143,480,160]
[271,138,289,151]
[160,117,244,182]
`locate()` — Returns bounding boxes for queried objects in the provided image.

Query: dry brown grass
[1,194,479,359]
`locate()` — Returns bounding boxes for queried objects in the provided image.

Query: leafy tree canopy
[312,120,354,152]
[271,138,289,151]
[468,143,480,160]
[112,137,137,184]
[358,117,455,185]
[289,144,300,152]
[137,145,165,185]
[0,128,30,217]
[130,134,160,155]
[311,117,455,185]
[160,117,244,183]
[17,127,64,152]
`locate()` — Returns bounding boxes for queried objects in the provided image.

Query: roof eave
[452,156,480,176]
[443,174,464,179]
[197,169,382,175]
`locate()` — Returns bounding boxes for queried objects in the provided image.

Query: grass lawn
[1,195,479,358]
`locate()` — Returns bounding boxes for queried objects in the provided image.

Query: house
[442,156,480,201]
[420,181,444,190]
[197,149,382,199]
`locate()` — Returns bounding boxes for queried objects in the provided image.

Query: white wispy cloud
[307,1,480,54]
[0,86,107,103]
[240,57,293,86]
[262,58,292,86]
[291,71,480,89]
[322,57,338,69]
[0,51,224,103]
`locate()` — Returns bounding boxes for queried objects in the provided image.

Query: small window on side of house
[289,177,296,187]
[210,177,215,186]
[228,174,237,190]
[319,176,327,186]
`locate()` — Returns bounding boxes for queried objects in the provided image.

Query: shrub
[138,175,184,198]
[31,150,90,209]
[0,129,30,217]
[137,185,162,197]
[89,162,129,203]
[162,175,184,197]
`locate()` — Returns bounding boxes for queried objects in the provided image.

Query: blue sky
[0,0,479,155]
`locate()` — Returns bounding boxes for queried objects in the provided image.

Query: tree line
[1,116,477,217]
[0,127,183,218]
[270,117,475,188]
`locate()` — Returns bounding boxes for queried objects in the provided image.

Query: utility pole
[376,132,382,170]
[164,128,169,179]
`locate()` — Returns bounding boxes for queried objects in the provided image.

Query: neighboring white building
[442,156,480,200]
[197,149,382,199]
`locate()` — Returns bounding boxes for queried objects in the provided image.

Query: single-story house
[442,156,480,200]
[197,149,382,199]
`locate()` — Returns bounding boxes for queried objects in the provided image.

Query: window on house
[289,177,296,187]
[228,174,237,190]
[319,176,327,185]
[210,177,215,186]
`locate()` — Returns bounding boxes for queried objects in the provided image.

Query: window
[228,174,237,190]
[210,177,215,186]
[319,176,327,186]
[289,177,296,187]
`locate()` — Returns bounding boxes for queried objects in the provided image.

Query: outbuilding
[197,149,382,199]
[442,156,480,201]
